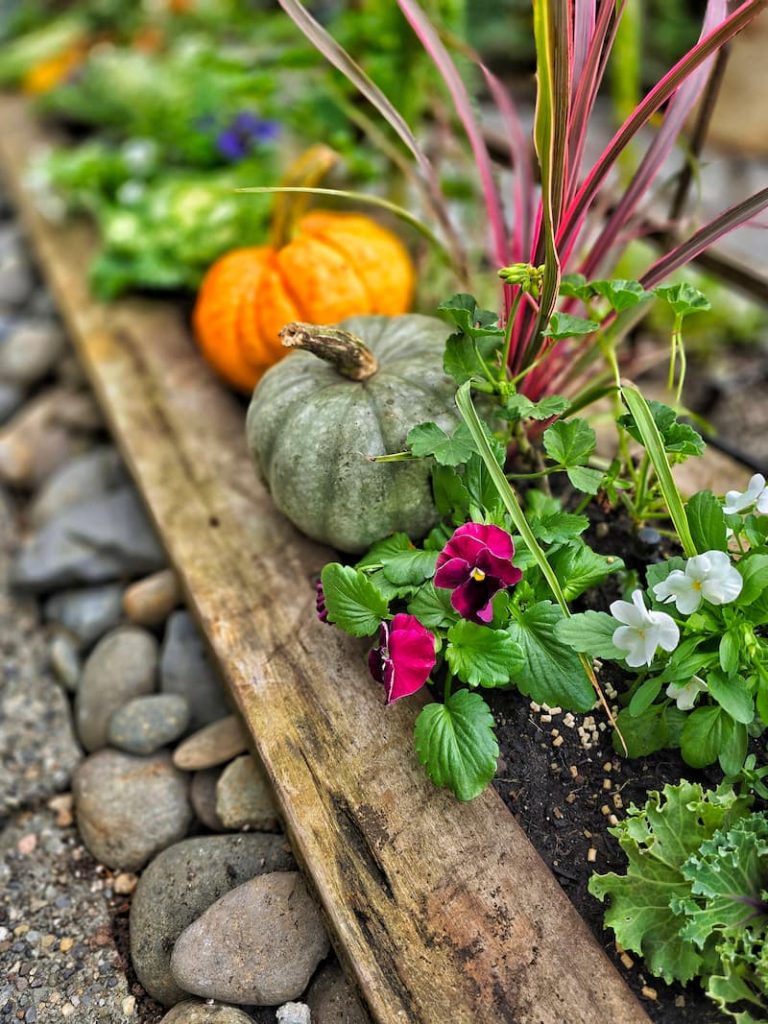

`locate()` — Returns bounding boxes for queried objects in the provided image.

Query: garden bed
[0,94,661,1024]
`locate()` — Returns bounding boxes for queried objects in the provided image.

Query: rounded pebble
[160,1002,256,1023]
[170,872,330,1005]
[75,626,158,752]
[160,611,229,729]
[108,694,191,756]
[307,960,372,1024]
[190,767,225,831]
[215,755,279,832]
[130,834,294,1006]
[73,750,191,870]
[48,630,81,693]
[173,715,248,772]
[123,569,181,627]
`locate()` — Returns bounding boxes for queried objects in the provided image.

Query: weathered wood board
[0,95,651,1024]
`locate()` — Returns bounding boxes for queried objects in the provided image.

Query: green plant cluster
[590,781,768,1022]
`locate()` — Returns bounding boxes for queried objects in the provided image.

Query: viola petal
[451,578,498,623]
[437,532,486,569]
[434,557,470,590]
[385,613,436,703]
[476,549,523,587]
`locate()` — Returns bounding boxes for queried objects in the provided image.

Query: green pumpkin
[245,314,459,553]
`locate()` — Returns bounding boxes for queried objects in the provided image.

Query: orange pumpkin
[193,210,414,392]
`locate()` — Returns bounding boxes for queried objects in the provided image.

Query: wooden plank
[0,95,651,1024]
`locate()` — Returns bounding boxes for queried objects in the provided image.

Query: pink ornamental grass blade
[582,0,728,278]
[572,0,597,93]
[640,187,768,289]
[277,0,467,279]
[567,0,625,203]
[396,0,510,269]
[481,63,534,263]
[558,0,766,262]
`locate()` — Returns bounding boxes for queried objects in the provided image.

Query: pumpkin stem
[270,145,339,250]
[280,323,379,381]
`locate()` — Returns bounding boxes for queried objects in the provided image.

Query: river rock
[130,833,295,1006]
[13,486,166,591]
[75,626,158,751]
[73,750,191,870]
[123,569,181,627]
[0,381,24,424]
[160,1003,255,1024]
[277,1004,311,1024]
[215,755,279,832]
[29,445,125,528]
[173,715,248,772]
[0,319,64,385]
[0,388,87,489]
[48,629,81,692]
[171,872,329,1005]
[45,583,123,647]
[108,694,190,755]
[190,767,225,831]
[161,611,229,728]
[307,960,371,1024]
[0,253,33,307]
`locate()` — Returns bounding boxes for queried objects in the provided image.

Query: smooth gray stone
[130,834,295,1006]
[73,750,191,871]
[170,872,330,1006]
[44,583,123,647]
[0,255,33,308]
[0,381,24,425]
[75,626,158,752]
[160,611,229,729]
[48,629,81,693]
[13,487,166,592]
[29,446,125,529]
[0,319,64,386]
[307,960,371,1024]
[160,1003,255,1024]
[108,694,190,756]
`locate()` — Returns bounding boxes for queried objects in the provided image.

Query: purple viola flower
[215,111,280,162]
[434,522,522,624]
[368,613,436,705]
[315,580,329,624]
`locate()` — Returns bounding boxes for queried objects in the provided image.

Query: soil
[487,509,751,1024]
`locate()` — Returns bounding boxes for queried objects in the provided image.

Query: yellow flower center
[692,580,702,591]
[471,567,487,582]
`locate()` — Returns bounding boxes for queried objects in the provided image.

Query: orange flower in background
[22,42,88,96]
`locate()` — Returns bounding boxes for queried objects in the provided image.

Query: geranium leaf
[542,417,596,467]
[559,272,592,300]
[438,293,502,336]
[542,311,599,341]
[407,422,476,466]
[507,601,594,711]
[320,563,389,637]
[566,465,604,495]
[654,282,711,317]
[591,278,652,312]
[414,689,498,801]
[445,620,524,687]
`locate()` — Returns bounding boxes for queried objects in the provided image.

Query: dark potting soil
[486,510,736,1024]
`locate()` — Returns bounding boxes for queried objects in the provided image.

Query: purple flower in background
[435,523,522,624]
[368,614,436,705]
[315,580,329,624]
[215,110,280,163]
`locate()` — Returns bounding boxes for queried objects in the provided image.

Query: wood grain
[0,95,651,1024]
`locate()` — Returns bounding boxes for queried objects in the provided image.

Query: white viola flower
[666,675,708,711]
[723,473,768,516]
[610,590,680,668]
[653,550,743,615]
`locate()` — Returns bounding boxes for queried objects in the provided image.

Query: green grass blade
[621,382,697,557]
